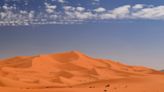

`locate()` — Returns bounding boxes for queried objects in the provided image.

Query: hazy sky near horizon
[0,0,164,69]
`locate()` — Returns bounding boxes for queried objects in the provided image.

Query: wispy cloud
[0,1,163,26]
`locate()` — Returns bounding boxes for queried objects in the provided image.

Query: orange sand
[0,51,163,92]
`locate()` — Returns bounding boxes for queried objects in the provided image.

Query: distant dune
[0,51,164,92]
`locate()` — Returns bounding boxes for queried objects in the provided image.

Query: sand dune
[0,51,163,92]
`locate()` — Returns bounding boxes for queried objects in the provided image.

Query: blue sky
[0,0,164,69]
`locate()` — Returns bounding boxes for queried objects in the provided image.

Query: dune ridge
[0,51,163,92]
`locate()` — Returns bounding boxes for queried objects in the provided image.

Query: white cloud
[63,6,75,11]
[76,7,85,12]
[0,3,164,26]
[94,7,106,13]
[75,11,93,19]
[46,8,55,13]
[2,5,8,10]
[45,3,57,13]
[112,5,131,18]
[133,4,144,9]
[132,6,164,19]
[58,0,65,3]
[100,13,116,19]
